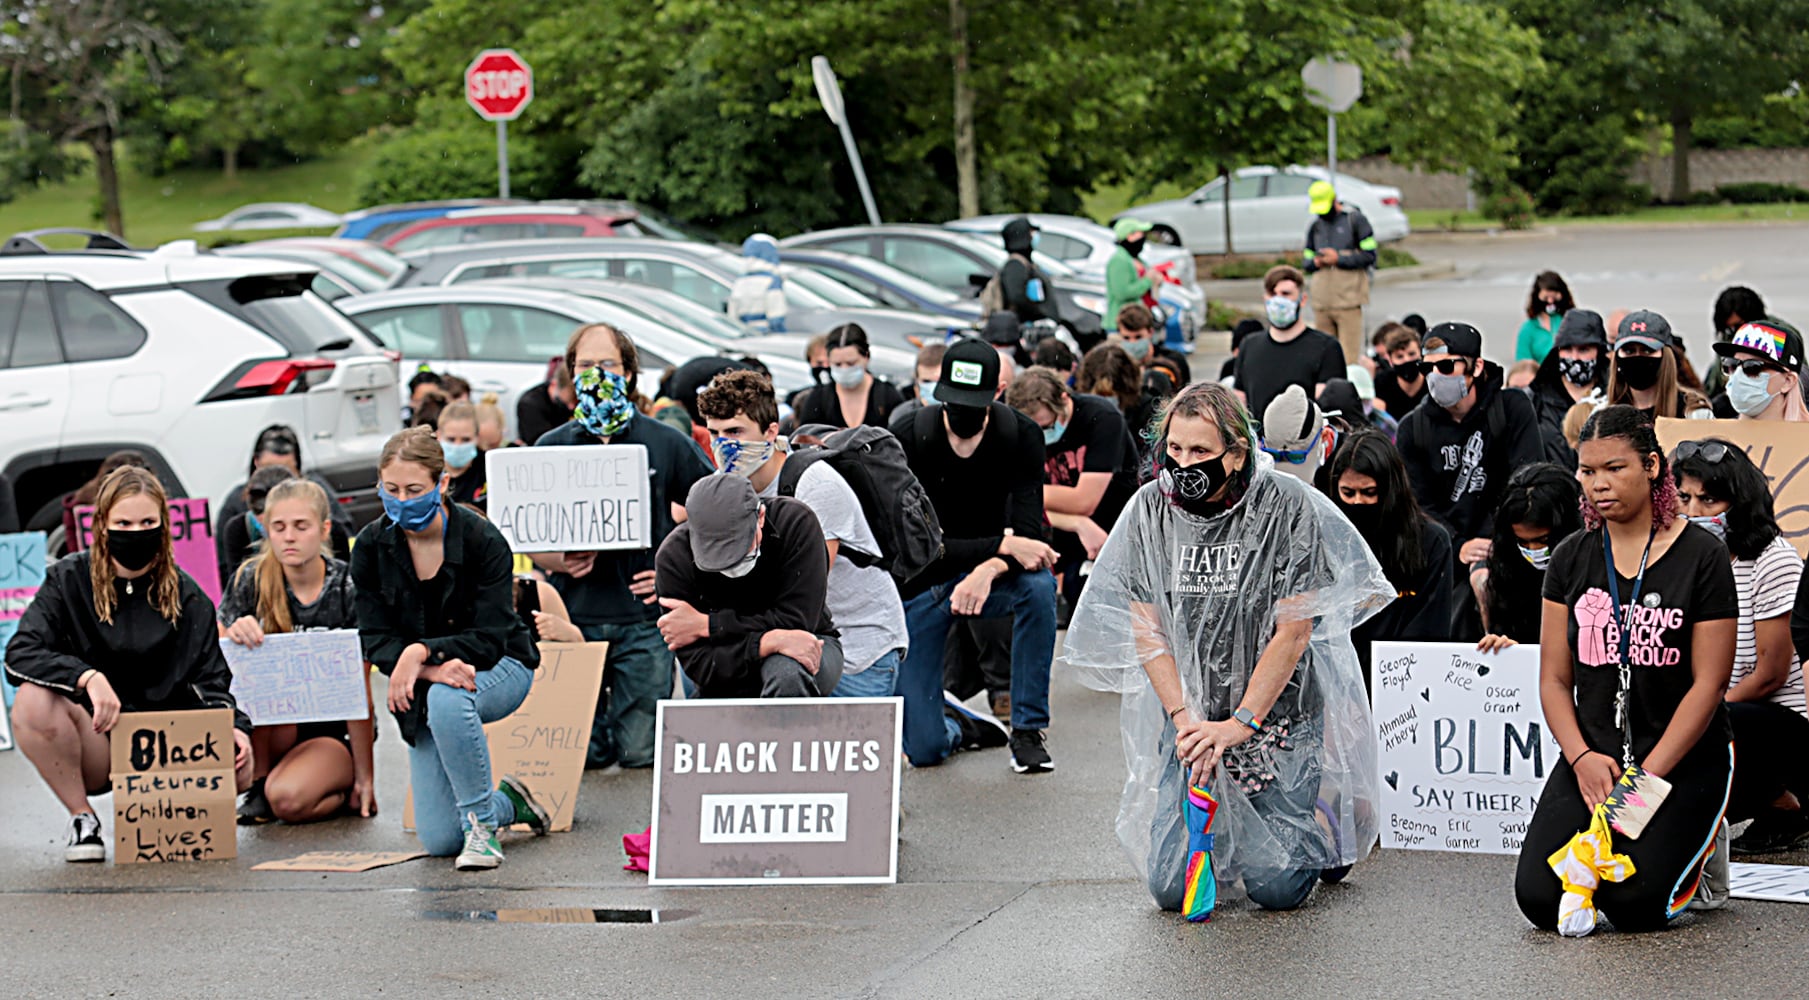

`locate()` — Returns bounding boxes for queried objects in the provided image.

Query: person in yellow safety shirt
[1302,181,1378,364]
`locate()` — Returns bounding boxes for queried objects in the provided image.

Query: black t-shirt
[1542,523,1737,761]
[1374,367,1426,419]
[1233,327,1345,433]
[447,459,489,513]
[1046,394,1140,553]
[516,384,570,447]
[794,378,907,430]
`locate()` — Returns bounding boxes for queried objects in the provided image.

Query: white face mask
[720,547,761,578]
[1726,368,1779,417]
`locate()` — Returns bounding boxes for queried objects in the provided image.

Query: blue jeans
[579,621,672,769]
[899,570,1056,766]
[833,648,901,698]
[411,657,534,857]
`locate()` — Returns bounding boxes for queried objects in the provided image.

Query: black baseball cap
[1712,317,1805,373]
[1422,322,1483,360]
[933,336,1001,407]
[1616,310,1675,352]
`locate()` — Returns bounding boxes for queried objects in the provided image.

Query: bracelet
[1166,704,1187,721]
[1566,748,1598,768]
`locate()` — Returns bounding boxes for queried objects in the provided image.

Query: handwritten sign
[404,641,606,834]
[222,630,369,727]
[1371,641,1559,855]
[1656,417,1809,558]
[109,709,236,864]
[253,851,426,872]
[650,697,902,885]
[1731,862,1809,903]
[485,445,651,552]
[0,531,47,722]
[76,497,221,602]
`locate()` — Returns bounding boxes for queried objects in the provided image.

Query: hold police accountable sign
[650,697,902,885]
[485,445,651,553]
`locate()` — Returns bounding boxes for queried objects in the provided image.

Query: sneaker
[65,812,104,863]
[1691,819,1731,912]
[498,775,551,836]
[1009,728,1054,774]
[454,813,505,870]
[1732,809,1809,855]
[989,691,1012,722]
[944,690,1009,750]
[237,778,274,826]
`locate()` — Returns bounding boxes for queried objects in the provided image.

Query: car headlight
[1071,294,1106,315]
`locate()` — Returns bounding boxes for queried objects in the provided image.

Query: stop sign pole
[1301,58,1361,185]
[465,49,534,197]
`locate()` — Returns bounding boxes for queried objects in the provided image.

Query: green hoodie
[1105,245,1153,331]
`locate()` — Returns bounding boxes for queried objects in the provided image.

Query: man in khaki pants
[1303,180,1378,363]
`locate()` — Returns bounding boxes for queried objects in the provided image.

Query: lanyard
[1601,525,1657,768]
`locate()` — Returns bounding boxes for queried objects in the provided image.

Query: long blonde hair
[1606,346,1683,418]
[91,467,181,624]
[235,479,332,635]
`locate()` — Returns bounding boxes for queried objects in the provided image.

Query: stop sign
[465,49,533,122]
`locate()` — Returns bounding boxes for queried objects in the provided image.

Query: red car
[382,204,648,251]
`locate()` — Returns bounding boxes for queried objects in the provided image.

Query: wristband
[1166,704,1187,721]
[1567,748,1598,768]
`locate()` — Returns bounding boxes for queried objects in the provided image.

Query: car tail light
[1381,196,1401,207]
[202,358,335,402]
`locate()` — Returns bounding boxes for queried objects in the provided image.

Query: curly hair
[696,369,779,430]
[1576,405,1678,531]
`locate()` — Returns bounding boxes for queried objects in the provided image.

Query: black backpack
[779,423,945,585]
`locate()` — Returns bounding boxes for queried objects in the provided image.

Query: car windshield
[603,287,747,340]
[332,244,410,285]
[781,267,872,307]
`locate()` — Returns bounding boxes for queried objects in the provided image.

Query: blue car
[334,199,526,242]
[778,248,984,325]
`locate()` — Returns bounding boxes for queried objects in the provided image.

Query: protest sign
[76,497,221,602]
[1372,641,1559,855]
[1730,863,1809,904]
[253,851,426,872]
[484,445,651,553]
[1656,417,1809,558]
[0,531,47,723]
[109,709,236,864]
[222,630,369,727]
[403,641,606,833]
[650,697,902,885]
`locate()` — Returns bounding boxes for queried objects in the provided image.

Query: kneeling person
[656,476,844,698]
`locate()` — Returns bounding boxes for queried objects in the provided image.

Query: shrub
[354,126,560,206]
[1715,182,1809,204]
[1482,186,1536,229]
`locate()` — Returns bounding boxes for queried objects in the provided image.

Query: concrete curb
[1202,259,1457,305]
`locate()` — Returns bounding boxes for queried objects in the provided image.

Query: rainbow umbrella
[1182,782,1219,922]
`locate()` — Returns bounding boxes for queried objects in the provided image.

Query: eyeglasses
[1719,357,1784,379]
[1417,358,1464,375]
[1672,440,1731,464]
[576,359,625,373]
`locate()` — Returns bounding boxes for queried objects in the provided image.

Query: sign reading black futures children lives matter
[650,698,902,885]
[485,445,651,553]
[1371,641,1559,856]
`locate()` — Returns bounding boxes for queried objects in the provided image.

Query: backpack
[977,253,1031,319]
[779,423,945,585]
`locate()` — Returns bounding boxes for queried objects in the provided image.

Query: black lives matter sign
[110,709,236,864]
[486,445,651,553]
[649,698,902,885]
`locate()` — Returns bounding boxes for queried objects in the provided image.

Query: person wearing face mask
[216,465,300,589]
[697,370,908,700]
[1302,181,1379,364]
[1711,318,1809,422]
[1233,266,1346,433]
[1515,271,1575,364]
[1116,304,1192,387]
[213,424,352,582]
[1673,439,1809,854]
[7,466,255,863]
[437,401,489,513]
[1105,218,1158,334]
[1477,464,1584,648]
[1065,381,1391,914]
[1005,366,1141,609]
[1324,429,1452,685]
[1598,310,1713,421]
[1526,309,1610,469]
[793,324,905,431]
[1371,324,1425,417]
[997,216,1062,327]
[1394,322,1544,626]
[889,336,1060,774]
[534,323,714,771]
[1260,386,1335,487]
[1707,285,1768,401]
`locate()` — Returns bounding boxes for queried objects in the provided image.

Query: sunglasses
[1261,445,1316,464]
[1720,357,1785,379]
[1672,440,1731,464]
[1416,358,1465,375]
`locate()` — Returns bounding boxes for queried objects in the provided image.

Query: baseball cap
[1422,321,1484,360]
[1712,317,1805,372]
[1318,379,1363,421]
[933,336,1001,407]
[684,476,762,574]
[1553,309,1608,352]
[1262,384,1325,455]
[1113,218,1153,241]
[1615,310,1675,352]
[1309,180,1337,215]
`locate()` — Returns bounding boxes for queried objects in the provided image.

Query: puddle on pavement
[422,907,695,924]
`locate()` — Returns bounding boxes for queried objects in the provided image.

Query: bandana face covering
[712,437,776,477]
[1519,543,1551,570]
[1688,512,1728,541]
[1557,356,1597,387]
[575,366,636,438]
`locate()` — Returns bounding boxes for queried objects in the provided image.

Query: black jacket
[1395,368,1545,546]
[5,552,250,732]
[654,496,834,698]
[1000,219,1059,323]
[793,378,907,430]
[1353,518,1454,681]
[351,503,539,744]
[215,471,352,587]
[1525,309,1609,469]
[1304,207,1378,271]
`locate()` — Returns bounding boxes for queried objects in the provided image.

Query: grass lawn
[0,144,377,248]
[1409,201,1809,232]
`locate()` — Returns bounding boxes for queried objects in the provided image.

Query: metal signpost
[1301,58,1363,185]
[465,49,535,198]
[812,56,881,226]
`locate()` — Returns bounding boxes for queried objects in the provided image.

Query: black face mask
[1122,238,1144,259]
[1340,501,1382,533]
[1159,450,1228,516]
[1616,355,1662,391]
[944,403,989,439]
[811,365,831,386]
[108,527,163,573]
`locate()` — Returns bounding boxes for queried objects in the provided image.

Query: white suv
[0,234,400,533]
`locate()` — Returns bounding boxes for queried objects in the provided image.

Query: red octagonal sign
[465,48,533,122]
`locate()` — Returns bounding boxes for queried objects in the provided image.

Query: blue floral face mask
[574,365,636,438]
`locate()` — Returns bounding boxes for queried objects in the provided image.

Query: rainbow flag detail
[1182,782,1219,922]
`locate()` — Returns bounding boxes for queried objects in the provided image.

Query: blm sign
[649,698,902,885]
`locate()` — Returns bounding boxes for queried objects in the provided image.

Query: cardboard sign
[485,445,651,552]
[0,531,47,726]
[1372,641,1559,855]
[1731,862,1809,903]
[222,629,369,726]
[650,697,902,885]
[403,641,606,834]
[109,709,236,864]
[1656,417,1809,558]
[253,851,426,872]
[76,497,222,602]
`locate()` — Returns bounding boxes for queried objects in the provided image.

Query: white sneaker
[64,812,104,863]
[1689,818,1730,912]
[455,812,505,871]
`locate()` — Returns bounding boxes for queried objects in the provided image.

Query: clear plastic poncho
[1062,458,1392,898]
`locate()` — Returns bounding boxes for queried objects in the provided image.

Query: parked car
[1114,165,1409,253]
[775,224,1108,343]
[0,232,400,531]
[213,238,412,301]
[382,203,650,252]
[393,238,960,353]
[336,284,819,436]
[335,199,529,242]
[193,202,343,233]
[777,248,984,324]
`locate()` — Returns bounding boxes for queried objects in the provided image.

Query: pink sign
[74,497,221,603]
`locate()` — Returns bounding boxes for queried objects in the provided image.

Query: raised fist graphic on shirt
[1575,588,1615,666]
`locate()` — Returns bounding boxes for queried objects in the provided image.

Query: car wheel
[1149,225,1183,248]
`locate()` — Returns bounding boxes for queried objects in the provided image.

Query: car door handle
[0,393,52,411]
